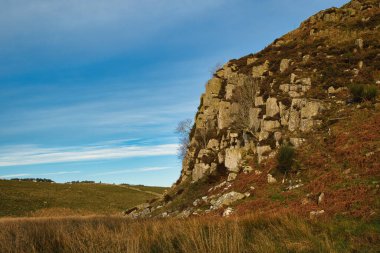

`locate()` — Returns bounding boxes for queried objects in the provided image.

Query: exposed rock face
[127,0,380,219]
[174,0,380,186]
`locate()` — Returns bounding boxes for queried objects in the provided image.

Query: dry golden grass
[0,213,378,253]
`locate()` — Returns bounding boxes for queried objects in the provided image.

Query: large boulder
[213,191,246,209]
[225,148,242,172]
[218,101,239,129]
[288,110,300,132]
[252,60,269,77]
[205,78,223,98]
[249,108,262,132]
[192,163,210,182]
[280,59,291,73]
[262,120,280,132]
[266,97,280,117]
[301,101,321,119]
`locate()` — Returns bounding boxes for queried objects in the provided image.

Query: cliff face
[178,0,379,185]
[127,0,380,219]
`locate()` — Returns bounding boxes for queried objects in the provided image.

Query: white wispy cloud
[0,143,178,167]
[0,173,31,178]
[0,171,80,178]
[94,166,171,176]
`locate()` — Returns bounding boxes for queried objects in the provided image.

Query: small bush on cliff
[349,84,378,102]
[277,144,295,174]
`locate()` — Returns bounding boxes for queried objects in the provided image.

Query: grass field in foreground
[0,213,378,253]
[0,180,167,217]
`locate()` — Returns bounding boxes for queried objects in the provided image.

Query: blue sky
[0,0,348,186]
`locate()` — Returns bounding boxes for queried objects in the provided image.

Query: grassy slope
[0,180,167,217]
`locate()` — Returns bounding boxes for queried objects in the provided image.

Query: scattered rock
[213,191,246,209]
[310,210,325,219]
[252,60,269,77]
[193,199,202,207]
[227,172,238,182]
[286,183,303,190]
[280,59,291,73]
[343,168,351,175]
[243,166,254,174]
[223,207,234,217]
[301,198,309,205]
[267,174,277,184]
[355,38,363,49]
[318,192,325,205]
[290,138,306,148]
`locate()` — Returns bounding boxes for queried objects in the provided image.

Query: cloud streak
[94,166,172,176]
[0,143,178,167]
[0,171,80,178]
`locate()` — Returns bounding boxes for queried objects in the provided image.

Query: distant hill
[0,180,167,217]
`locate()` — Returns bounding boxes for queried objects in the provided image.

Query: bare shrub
[234,77,260,132]
[194,120,213,149]
[175,119,193,160]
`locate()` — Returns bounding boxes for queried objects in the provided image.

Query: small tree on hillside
[175,119,193,160]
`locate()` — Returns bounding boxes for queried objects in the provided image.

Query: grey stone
[280,59,291,73]
[205,78,223,97]
[255,96,264,106]
[355,38,363,49]
[252,60,269,77]
[218,101,239,129]
[310,210,325,219]
[257,145,271,156]
[288,110,300,132]
[225,148,242,172]
[290,138,305,148]
[300,119,315,132]
[227,173,238,182]
[259,131,270,141]
[192,163,210,182]
[266,97,280,117]
[318,192,325,205]
[301,101,321,119]
[267,174,277,184]
[249,108,262,132]
[279,84,290,92]
[262,120,280,132]
[207,139,220,150]
[223,207,234,217]
[213,191,246,209]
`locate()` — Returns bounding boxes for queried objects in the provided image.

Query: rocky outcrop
[176,0,380,186]
[179,64,329,183]
[127,0,380,219]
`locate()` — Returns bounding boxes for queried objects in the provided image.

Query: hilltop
[0,180,167,217]
[127,0,380,221]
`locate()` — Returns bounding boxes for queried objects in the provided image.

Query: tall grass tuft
[0,214,378,253]
[277,144,295,174]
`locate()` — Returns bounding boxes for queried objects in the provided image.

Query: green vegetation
[349,84,378,102]
[0,180,167,217]
[277,144,295,174]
